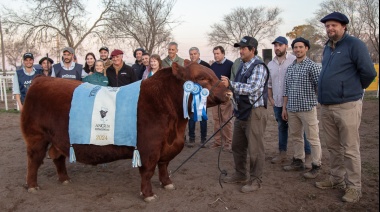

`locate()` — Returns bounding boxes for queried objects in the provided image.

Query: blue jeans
[188,115,207,141]
[273,106,311,154]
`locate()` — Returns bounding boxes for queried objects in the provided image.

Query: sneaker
[304,154,312,169]
[315,180,346,190]
[303,164,321,179]
[283,158,304,171]
[186,138,195,148]
[241,179,261,193]
[271,151,287,164]
[223,173,247,184]
[342,188,362,203]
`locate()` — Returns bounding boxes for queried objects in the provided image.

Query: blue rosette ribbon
[191,83,202,121]
[183,81,194,119]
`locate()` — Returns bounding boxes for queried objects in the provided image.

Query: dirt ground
[0,95,378,212]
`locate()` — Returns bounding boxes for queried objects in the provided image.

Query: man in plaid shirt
[282,37,322,179]
[221,36,269,193]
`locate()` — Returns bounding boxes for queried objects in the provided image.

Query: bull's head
[171,61,232,108]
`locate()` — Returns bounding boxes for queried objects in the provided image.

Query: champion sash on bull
[183,81,209,121]
[69,81,142,167]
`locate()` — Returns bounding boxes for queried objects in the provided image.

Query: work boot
[271,151,287,164]
[223,173,247,184]
[186,138,195,148]
[199,138,207,148]
[241,179,261,193]
[303,164,321,179]
[342,188,362,203]
[304,154,312,169]
[283,158,304,171]
[315,179,346,190]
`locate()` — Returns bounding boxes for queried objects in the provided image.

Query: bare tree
[105,0,178,54]
[4,39,39,70]
[207,7,282,52]
[3,0,114,54]
[309,0,379,62]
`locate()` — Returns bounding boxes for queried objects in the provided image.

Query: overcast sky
[4,0,325,64]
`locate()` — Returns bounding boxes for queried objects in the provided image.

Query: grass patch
[0,109,20,114]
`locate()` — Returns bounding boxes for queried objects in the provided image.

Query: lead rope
[169,114,234,186]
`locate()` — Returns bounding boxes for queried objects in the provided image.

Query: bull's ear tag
[183,81,194,119]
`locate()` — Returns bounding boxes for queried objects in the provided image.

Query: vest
[16,69,41,103]
[233,59,269,121]
[53,63,83,81]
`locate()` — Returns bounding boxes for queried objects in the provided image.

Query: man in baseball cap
[222,36,270,193]
[13,52,40,111]
[51,46,84,81]
[106,49,136,87]
[291,37,310,50]
[99,46,112,70]
[315,11,377,203]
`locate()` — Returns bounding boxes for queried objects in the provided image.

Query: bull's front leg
[158,161,175,190]
[138,165,158,202]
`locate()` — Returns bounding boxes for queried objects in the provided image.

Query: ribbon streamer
[183,81,194,119]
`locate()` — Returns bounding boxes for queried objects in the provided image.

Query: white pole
[2,76,8,110]
[0,76,3,101]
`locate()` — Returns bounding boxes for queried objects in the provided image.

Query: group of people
[219,11,376,205]
[12,11,376,204]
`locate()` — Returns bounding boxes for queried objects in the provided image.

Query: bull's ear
[172,62,185,79]
[184,59,191,67]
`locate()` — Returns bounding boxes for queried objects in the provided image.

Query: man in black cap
[315,11,377,203]
[39,57,54,76]
[132,48,146,80]
[221,36,270,193]
[99,46,113,70]
[12,53,42,111]
[281,37,322,180]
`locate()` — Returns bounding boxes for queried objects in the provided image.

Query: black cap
[133,48,146,58]
[291,37,311,50]
[23,53,34,60]
[99,46,109,52]
[234,36,258,48]
[320,11,349,24]
[39,57,54,65]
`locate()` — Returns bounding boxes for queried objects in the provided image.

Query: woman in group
[142,54,162,79]
[83,52,96,74]
[38,57,54,76]
[82,60,109,86]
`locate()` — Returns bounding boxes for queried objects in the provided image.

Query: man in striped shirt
[221,36,269,193]
[282,37,322,179]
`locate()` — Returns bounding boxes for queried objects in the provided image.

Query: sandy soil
[0,96,378,212]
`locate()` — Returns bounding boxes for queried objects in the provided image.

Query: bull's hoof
[164,184,176,190]
[62,180,71,185]
[27,187,40,193]
[144,194,159,202]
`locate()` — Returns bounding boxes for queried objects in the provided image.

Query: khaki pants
[211,101,233,147]
[232,107,268,180]
[321,100,362,190]
[288,107,322,166]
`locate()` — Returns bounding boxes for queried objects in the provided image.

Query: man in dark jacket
[106,49,137,87]
[132,48,146,80]
[315,12,377,203]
